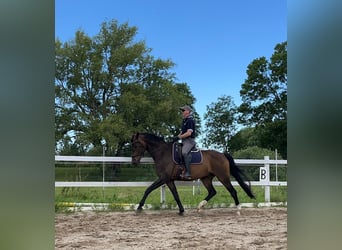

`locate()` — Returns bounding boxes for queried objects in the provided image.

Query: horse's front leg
[166,181,185,215]
[137,178,165,212]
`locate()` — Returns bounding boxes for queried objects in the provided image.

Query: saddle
[172,142,203,165]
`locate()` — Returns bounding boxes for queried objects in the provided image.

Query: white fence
[55,156,287,203]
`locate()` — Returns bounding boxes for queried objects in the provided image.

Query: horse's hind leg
[197,176,217,211]
[218,176,242,214]
[219,178,241,215]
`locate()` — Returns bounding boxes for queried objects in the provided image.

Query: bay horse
[131,132,255,215]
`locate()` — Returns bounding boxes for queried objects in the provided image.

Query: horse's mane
[141,133,165,143]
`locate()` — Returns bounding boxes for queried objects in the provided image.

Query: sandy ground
[55,207,287,250]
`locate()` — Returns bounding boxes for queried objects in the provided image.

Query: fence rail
[55,156,287,203]
[55,155,287,165]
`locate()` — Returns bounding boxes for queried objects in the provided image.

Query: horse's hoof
[236,204,241,216]
[197,200,208,211]
[136,207,143,214]
[178,210,184,216]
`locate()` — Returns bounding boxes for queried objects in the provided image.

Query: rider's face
[181,109,190,118]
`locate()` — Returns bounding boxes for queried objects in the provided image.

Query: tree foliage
[232,146,282,160]
[229,127,259,152]
[55,19,198,155]
[202,95,237,151]
[231,146,285,181]
[239,41,287,125]
[238,41,287,158]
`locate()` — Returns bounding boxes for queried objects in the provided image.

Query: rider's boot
[182,154,192,180]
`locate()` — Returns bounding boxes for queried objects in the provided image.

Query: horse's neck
[146,142,170,159]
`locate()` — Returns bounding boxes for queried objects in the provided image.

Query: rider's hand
[172,136,180,143]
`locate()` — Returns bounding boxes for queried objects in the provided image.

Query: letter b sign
[259,167,269,183]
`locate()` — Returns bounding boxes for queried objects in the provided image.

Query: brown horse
[131,132,255,215]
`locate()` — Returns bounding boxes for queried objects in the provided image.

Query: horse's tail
[224,151,255,199]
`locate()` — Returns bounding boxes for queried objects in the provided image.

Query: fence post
[160,185,166,204]
[263,156,270,202]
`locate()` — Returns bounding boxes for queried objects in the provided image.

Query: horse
[131,132,255,215]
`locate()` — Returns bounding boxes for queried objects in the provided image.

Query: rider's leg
[181,138,195,179]
[183,152,192,178]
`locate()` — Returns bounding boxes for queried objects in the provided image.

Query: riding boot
[183,154,192,179]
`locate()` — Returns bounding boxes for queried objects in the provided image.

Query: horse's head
[131,132,147,165]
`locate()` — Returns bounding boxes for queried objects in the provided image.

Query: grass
[55,164,287,212]
[55,185,287,212]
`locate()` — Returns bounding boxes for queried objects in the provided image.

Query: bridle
[131,137,146,158]
[131,135,162,158]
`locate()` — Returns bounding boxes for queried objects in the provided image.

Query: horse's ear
[131,132,139,142]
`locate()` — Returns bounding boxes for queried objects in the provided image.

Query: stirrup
[181,173,192,180]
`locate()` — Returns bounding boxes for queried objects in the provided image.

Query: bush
[232,146,286,181]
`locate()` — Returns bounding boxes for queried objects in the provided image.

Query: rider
[177,105,196,179]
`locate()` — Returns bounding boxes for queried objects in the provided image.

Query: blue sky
[55,0,287,126]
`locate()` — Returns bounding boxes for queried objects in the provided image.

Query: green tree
[202,95,237,151]
[55,19,198,155]
[238,41,287,158]
[229,127,259,152]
